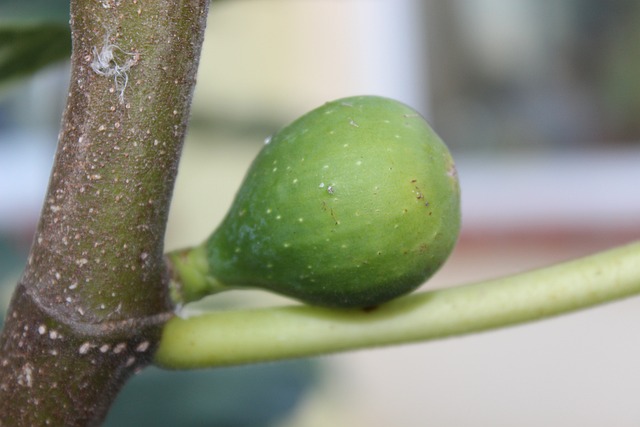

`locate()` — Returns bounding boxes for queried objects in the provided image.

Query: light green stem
[155,240,640,369]
[167,244,228,304]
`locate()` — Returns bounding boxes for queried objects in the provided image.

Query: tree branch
[0,0,209,425]
[155,240,640,369]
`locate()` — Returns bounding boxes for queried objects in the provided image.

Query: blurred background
[2,0,640,426]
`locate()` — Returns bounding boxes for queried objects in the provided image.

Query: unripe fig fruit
[172,95,460,308]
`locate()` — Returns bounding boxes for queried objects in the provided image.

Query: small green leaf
[0,0,70,86]
[0,24,71,86]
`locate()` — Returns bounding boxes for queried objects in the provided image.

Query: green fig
[170,95,460,308]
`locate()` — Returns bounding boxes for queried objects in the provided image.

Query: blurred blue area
[0,0,69,23]
[104,361,317,427]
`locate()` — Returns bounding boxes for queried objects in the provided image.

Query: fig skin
[204,95,461,308]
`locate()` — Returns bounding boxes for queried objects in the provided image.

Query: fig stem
[155,240,640,369]
[167,245,228,304]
